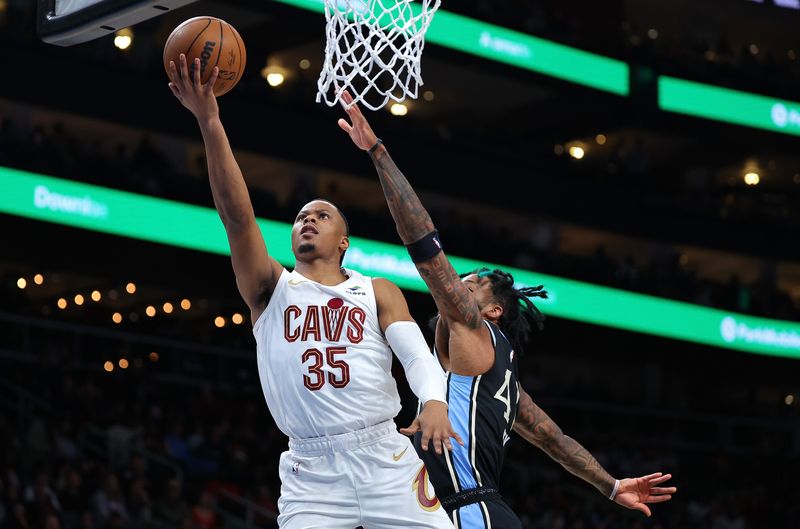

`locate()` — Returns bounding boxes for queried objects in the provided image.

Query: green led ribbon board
[274,0,629,95]
[2,166,799,358]
[659,76,800,136]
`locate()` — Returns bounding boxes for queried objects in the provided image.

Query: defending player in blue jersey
[338,91,677,528]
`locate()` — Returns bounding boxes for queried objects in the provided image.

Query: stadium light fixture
[744,172,760,185]
[113,28,133,50]
[569,146,585,159]
[390,103,408,116]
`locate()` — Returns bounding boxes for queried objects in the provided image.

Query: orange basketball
[163,16,246,97]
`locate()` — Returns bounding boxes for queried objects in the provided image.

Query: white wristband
[609,479,620,500]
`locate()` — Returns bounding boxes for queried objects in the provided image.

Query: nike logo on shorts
[393,447,408,461]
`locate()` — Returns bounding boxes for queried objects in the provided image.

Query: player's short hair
[463,268,548,355]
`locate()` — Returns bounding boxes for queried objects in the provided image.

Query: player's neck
[294,260,348,286]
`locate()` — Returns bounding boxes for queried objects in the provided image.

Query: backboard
[37,0,197,46]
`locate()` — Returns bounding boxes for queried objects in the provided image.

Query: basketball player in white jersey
[167,56,461,528]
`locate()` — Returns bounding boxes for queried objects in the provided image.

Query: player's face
[461,274,502,321]
[291,200,349,263]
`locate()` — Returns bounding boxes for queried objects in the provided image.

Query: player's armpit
[445,325,494,376]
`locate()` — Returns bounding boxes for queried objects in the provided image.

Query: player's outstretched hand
[337,90,380,151]
[400,400,463,455]
[614,472,677,517]
[167,54,220,122]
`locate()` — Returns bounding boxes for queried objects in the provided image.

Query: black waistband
[440,487,501,512]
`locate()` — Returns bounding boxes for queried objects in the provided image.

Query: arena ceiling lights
[4,166,799,359]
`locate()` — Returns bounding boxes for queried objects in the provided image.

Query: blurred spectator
[253,485,278,523]
[23,471,62,528]
[128,479,153,527]
[92,474,129,526]
[54,419,81,462]
[9,502,30,529]
[154,479,189,528]
[0,357,795,529]
[78,511,95,529]
[58,468,89,528]
[24,419,51,469]
[190,491,217,529]
[44,513,61,529]
[120,456,147,493]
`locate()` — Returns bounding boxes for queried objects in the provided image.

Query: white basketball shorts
[277,420,454,528]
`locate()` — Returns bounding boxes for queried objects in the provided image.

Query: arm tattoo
[514,390,615,497]
[418,254,483,329]
[372,148,434,244]
[371,148,482,329]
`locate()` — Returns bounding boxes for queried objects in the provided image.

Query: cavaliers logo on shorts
[412,466,441,512]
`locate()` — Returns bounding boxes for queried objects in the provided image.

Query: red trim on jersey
[302,348,325,391]
[284,305,301,342]
[346,307,366,344]
[301,305,321,341]
[326,347,350,388]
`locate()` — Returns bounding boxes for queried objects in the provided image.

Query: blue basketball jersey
[414,320,520,506]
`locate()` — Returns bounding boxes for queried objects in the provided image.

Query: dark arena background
[2,0,800,528]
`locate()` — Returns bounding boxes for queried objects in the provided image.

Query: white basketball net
[316,0,441,111]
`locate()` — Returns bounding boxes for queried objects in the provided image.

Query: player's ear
[339,235,350,254]
[485,302,503,321]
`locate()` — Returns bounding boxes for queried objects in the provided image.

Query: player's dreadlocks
[469,267,548,355]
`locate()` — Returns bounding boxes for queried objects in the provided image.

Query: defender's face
[291,200,348,261]
[461,274,501,320]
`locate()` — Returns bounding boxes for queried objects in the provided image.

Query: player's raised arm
[372,277,463,454]
[338,92,494,376]
[167,54,283,322]
[514,387,677,517]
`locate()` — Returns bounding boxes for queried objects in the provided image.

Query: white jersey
[253,268,402,439]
